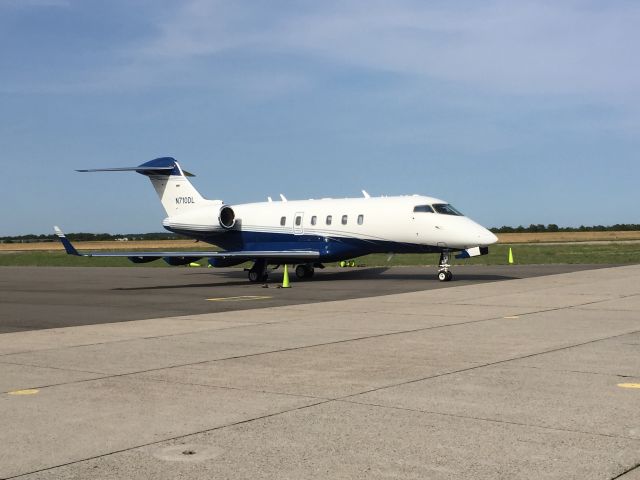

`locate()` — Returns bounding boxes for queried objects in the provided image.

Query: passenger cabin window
[295,216,302,226]
[357,214,364,225]
[280,216,286,226]
[311,216,317,226]
[413,205,434,213]
[432,203,463,216]
[326,215,332,225]
[342,215,348,225]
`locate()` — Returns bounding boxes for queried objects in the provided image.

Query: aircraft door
[293,212,304,235]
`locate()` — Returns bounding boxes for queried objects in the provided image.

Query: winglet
[53,226,81,256]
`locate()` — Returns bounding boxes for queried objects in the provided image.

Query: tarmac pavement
[0,264,609,332]
[0,265,639,479]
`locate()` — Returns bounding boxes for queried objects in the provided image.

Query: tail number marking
[176,197,195,205]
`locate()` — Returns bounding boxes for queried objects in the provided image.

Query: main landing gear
[438,250,453,282]
[247,259,269,283]
[247,261,318,283]
[295,264,315,280]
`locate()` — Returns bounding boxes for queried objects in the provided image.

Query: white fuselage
[162,194,498,260]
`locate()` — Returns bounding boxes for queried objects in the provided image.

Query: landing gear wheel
[248,270,261,283]
[295,264,315,279]
[437,270,453,282]
[248,259,269,283]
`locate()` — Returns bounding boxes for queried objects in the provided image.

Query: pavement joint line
[2,300,640,398]
[135,374,330,401]
[1,398,335,480]
[504,363,640,379]
[0,359,104,376]
[339,398,640,442]
[611,463,640,480]
[426,285,640,307]
[0,316,327,358]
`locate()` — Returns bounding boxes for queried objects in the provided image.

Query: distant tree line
[490,224,640,233]
[2,224,640,243]
[0,232,185,243]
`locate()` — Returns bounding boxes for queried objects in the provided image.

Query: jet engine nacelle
[218,205,236,229]
[162,202,238,234]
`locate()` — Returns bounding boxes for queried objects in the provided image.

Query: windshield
[433,203,463,216]
[413,205,434,213]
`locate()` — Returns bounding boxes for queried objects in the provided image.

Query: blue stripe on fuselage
[164,228,443,261]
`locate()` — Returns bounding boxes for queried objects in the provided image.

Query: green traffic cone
[282,264,291,288]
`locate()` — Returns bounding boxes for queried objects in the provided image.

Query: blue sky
[1,0,638,235]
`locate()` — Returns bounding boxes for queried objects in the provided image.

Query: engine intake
[218,205,236,229]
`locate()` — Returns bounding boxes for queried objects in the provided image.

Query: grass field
[1,243,639,267]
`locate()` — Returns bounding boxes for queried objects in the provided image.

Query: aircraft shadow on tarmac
[113,267,516,291]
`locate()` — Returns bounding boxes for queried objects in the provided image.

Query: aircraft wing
[53,227,319,259]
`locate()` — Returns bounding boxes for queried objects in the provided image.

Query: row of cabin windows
[281,214,365,227]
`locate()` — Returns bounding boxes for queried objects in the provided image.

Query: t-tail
[77,157,216,215]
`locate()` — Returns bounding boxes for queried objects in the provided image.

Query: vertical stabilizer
[139,157,208,215]
[77,157,220,216]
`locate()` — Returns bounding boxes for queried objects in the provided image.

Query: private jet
[55,157,498,282]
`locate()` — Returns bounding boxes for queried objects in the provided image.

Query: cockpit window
[413,205,434,213]
[433,203,463,216]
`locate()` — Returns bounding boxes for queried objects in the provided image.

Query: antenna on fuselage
[280,194,288,202]
[362,190,370,198]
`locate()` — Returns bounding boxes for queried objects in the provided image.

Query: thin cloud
[134,0,640,99]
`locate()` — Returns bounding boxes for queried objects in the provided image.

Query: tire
[438,271,447,282]
[295,265,308,279]
[248,270,261,282]
[446,271,453,281]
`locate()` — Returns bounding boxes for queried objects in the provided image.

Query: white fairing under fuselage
[162,194,498,263]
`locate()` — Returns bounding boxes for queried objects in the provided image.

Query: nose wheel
[438,250,453,282]
[438,270,453,282]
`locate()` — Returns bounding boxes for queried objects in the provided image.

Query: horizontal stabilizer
[76,166,196,177]
[77,166,173,173]
[76,157,195,177]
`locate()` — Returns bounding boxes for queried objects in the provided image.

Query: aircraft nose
[470,225,498,246]
[481,229,499,246]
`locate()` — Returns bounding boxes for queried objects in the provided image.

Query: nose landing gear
[438,250,453,282]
